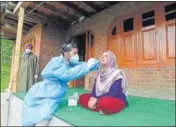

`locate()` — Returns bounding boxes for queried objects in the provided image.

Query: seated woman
[79,51,128,115]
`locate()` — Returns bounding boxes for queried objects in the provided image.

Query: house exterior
[1,1,175,100]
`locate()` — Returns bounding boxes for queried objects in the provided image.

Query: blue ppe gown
[22,55,100,126]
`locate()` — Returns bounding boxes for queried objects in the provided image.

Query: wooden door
[108,26,117,56]
[71,31,95,88]
[70,34,86,88]
[86,31,94,60]
[118,16,137,67]
[158,2,176,65]
[137,7,161,66]
[108,14,137,68]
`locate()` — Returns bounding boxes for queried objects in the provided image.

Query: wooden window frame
[157,2,176,66]
[107,2,175,68]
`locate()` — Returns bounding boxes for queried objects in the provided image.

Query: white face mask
[70,54,79,64]
[25,49,32,54]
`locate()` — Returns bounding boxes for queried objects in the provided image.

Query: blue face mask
[70,54,79,64]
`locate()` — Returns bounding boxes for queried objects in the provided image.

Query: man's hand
[88,97,97,109]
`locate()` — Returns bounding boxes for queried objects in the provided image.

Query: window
[111,26,116,36]
[165,3,176,21]
[142,10,155,27]
[124,18,134,32]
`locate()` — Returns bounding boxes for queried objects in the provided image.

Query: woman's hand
[88,97,97,109]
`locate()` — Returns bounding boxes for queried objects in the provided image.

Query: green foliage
[1,39,13,64]
[1,63,11,92]
[1,39,13,92]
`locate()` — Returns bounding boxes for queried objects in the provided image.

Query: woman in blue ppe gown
[22,43,100,126]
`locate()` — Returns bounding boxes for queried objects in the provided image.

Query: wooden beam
[11,7,25,92]
[13,2,23,14]
[0,12,6,21]
[1,25,27,34]
[0,2,10,22]
[23,13,43,24]
[42,2,78,21]
[5,16,34,28]
[4,22,29,32]
[6,14,37,26]
[23,16,39,25]
[0,26,16,34]
[31,2,77,21]
[27,4,71,23]
[13,2,30,14]
[59,1,91,17]
[26,13,66,30]
[84,2,102,12]
[26,7,70,28]
[25,8,53,23]
[4,17,31,30]
[0,35,16,40]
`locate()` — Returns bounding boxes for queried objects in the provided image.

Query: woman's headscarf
[95,51,128,96]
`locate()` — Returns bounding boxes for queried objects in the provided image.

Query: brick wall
[22,23,66,79]
[39,23,66,71]
[66,2,175,100]
[124,67,175,100]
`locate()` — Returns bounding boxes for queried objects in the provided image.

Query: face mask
[25,49,32,54]
[70,54,79,64]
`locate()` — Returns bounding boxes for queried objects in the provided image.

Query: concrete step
[1,93,72,126]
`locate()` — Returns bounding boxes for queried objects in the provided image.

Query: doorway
[70,33,86,87]
[76,34,86,61]
[70,31,95,88]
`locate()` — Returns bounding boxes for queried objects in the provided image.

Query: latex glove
[88,97,97,109]
[87,58,96,69]
[34,75,38,80]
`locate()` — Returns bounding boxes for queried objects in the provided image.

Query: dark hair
[61,43,77,55]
